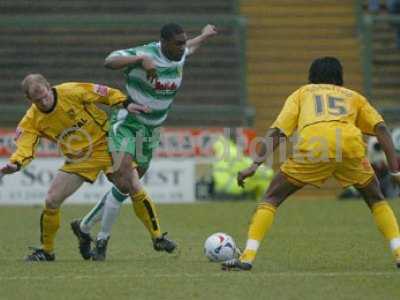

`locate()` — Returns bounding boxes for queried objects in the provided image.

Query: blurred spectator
[368,0,398,12]
[368,0,384,12]
[368,0,400,48]
[388,0,400,48]
[211,135,274,201]
[368,0,383,12]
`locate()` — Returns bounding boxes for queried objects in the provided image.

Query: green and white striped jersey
[107,41,188,127]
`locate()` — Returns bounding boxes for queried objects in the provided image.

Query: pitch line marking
[0,271,398,281]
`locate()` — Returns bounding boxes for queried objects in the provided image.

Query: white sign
[0,158,195,205]
[141,159,195,203]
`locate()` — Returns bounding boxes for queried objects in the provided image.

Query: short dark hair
[308,57,343,86]
[160,23,184,41]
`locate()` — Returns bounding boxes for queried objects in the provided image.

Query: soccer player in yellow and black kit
[0,73,150,261]
[222,57,400,271]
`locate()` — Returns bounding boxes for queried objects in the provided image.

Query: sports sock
[81,187,128,234]
[240,202,276,263]
[371,201,400,258]
[390,238,400,259]
[80,192,108,234]
[97,187,127,240]
[40,207,60,253]
[131,189,161,239]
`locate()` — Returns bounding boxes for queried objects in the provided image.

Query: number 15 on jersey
[314,95,348,116]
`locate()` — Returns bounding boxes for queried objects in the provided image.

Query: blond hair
[21,74,51,98]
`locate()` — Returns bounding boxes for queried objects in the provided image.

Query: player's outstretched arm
[125,102,151,115]
[104,54,147,70]
[375,122,400,183]
[237,128,285,187]
[186,24,218,55]
[74,83,152,112]
[104,54,158,83]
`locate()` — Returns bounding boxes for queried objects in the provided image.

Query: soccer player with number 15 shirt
[222,57,400,271]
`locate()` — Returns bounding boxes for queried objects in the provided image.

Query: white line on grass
[0,271,398,281]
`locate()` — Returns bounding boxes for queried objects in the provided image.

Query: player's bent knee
[44,193,62,209]
[113,179,130,195]
[364,194,385,208]
[130,182,143,195]
[358,180,385,208]
[263,196,283,207]
[264,189,287,207]
[114,172,135,194]
[115,163,131,179]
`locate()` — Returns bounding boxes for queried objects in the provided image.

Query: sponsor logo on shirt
[155,80,177,91]
[55,118,88,140]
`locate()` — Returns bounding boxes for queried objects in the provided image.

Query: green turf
[0,199,400,300]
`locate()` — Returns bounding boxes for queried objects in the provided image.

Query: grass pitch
[1,199,400,300]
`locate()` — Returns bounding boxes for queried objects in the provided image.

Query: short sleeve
[270,89,301,136]
[106,47,137,59]
[65,83,127,106]
[356,96,384,135]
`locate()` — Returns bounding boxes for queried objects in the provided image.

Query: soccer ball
[204,232,237,262]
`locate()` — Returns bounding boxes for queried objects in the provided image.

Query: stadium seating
[370,21,400,111]
[0,0,249,126]
[0,0,237,15]
[241,0,363,135]
[355,0,400,122]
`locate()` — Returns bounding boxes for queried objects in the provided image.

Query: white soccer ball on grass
[204,232,238,262]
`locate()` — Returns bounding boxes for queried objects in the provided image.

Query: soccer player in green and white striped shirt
[72,23,217,261]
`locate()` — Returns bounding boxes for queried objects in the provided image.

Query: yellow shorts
[281,157,375,188]
[60,142,113,183]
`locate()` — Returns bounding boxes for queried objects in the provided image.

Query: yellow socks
[40,207,60,253]
[239,200,400,265]
[131,189,161,239]
[371,201,400,259]
[240,202,277,263]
